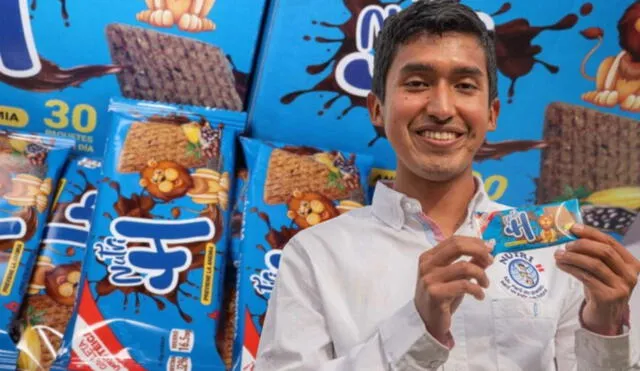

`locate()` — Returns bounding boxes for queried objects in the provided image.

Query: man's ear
[488,98,500,132]
[367,92,384,130]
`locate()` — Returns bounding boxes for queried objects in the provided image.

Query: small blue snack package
[15,156,102,371]
[235,137,373,370]
[476,199,584,256]
[0,131,73,367]
[59,99,245,371]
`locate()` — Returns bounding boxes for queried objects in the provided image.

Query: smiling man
[254,1,640,370]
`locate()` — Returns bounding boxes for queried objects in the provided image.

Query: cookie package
[476,199,584,256]
[0,131,73,367]
[56,99,246,370]
[15,156,102,371]
[235,137,373,369]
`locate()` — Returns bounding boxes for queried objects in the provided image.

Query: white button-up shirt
[255,181,640,370]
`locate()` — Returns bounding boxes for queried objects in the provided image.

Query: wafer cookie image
[118,119,221,173]
[536,102,640,234]
[263,148,363,205]
[106,24,242,110]
[18,294,75,370]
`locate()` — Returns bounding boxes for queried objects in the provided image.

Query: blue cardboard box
[0,0,267,157]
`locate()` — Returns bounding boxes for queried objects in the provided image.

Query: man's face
[368,32,500,182]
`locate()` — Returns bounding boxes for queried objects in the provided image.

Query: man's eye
[457,83,478,90]
[405,80,428,88]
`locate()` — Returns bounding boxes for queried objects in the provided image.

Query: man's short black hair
[371,0,498,103]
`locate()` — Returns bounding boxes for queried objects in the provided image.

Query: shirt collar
[371,176,495,231]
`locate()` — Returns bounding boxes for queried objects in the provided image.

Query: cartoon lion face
[44,262,82,307]
[286,191,339,229]
[538,215,554,230]
[139,160,193,201]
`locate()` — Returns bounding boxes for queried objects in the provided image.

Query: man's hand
[414,236,494,345]
[555,224,640,335]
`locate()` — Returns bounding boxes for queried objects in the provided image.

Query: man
[255,1,640,369]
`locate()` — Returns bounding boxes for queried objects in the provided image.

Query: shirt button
[403,201,420,214]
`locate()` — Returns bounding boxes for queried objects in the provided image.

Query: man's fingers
[428,280,486,301]
[428,236,493,267]
[425,261,490,288]
[555,249,618,287]
[556,261,611,298]
[565,239,632,282]
[572,223,637,265]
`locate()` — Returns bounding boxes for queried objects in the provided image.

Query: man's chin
[413,164,468,183]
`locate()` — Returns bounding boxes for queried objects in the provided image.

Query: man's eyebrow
[399,63,435,75]
[398,63,484,78]
[451,66,484,77]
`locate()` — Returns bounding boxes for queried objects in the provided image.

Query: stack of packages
[0,0,638,370]
[0,112,375,371]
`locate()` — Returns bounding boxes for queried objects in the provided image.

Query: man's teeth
[419,131,458,140]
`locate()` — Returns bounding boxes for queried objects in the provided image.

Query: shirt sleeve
[254,238,451,371]
[554,275,640,370]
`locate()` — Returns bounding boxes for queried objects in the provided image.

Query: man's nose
[426,82,455,124]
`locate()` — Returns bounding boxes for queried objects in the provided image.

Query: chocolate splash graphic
[0,58,121,93]
[93,181,224,323]
[474,139,547,161]
[281,145,322,156]
[31,0,69,26]
[249,208,298,250]
[227,55,249,103]
[495,6,586,103]
[282,0,590,158]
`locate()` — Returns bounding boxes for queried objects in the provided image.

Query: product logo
[43,190,97,248]
[94,217,214,295]
[502,210,536,243]
[499,252,547,299]
[0,0,41,78]
[251,250,281,298]
[335,4,401,97]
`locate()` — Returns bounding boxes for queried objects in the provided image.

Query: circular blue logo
[508,259,539,289]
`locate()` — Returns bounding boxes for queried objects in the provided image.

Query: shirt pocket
[491,298,556,371]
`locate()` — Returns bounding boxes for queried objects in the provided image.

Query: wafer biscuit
[264,149,355,204]
[217,286,237,369]
[106,24,243,111]
[23,294,74,369]
[118,122,207,173]
[536,102,640,203]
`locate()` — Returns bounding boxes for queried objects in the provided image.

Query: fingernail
[571,223,584,233]
[554,248,565,257]
[566,241,575,249]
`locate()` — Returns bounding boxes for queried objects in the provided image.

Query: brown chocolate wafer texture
[264,149,355,204]
[106,24,243,111]
[22,294,75,370]
[216,286,237,369]
[536,102,640,203]
[118,122,207,173]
